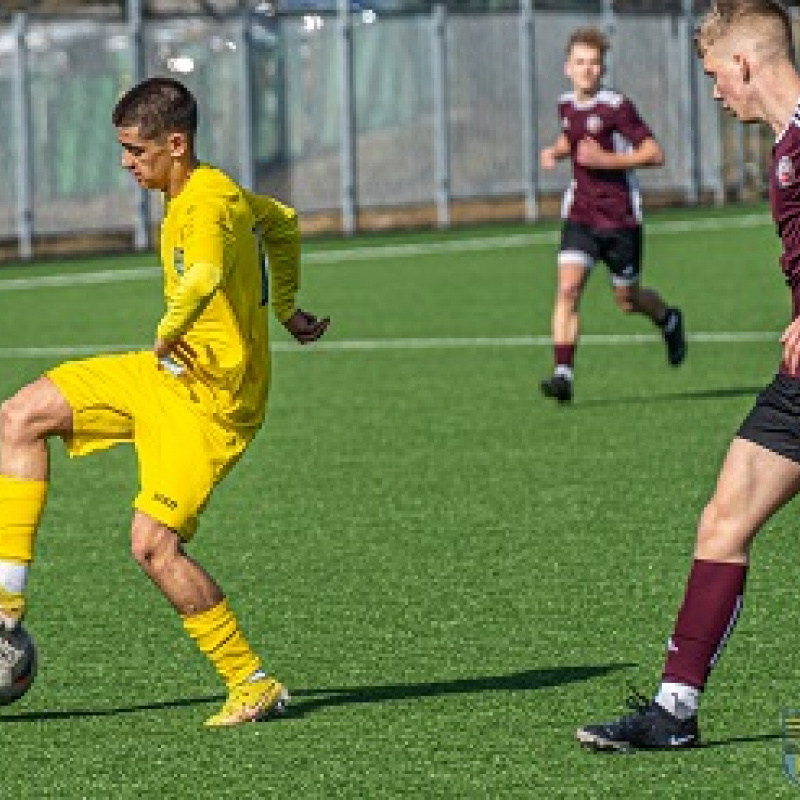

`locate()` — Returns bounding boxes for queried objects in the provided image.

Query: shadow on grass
[0,662,633,723]
[285,662,635,718]
[701,731,782,748]
[574,385,762,410]
[0,693,224,723]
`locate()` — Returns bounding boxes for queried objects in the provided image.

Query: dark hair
[112,77,197,141]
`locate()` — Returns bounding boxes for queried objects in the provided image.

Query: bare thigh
[697,436,800,562]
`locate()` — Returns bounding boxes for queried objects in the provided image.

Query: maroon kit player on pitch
[539,27,686,404]
[577,0,800,752]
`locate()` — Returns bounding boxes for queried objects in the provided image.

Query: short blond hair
[566,27,610,59]
[695,0,793,58]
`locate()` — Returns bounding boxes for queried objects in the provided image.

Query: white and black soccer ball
[0,624,37,706]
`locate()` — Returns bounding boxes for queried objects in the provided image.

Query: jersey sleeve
[243,190,300,323]
[615,98,654,147]
[156,201,228,341]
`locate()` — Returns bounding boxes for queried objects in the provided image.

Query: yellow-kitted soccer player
[0,77,329,726]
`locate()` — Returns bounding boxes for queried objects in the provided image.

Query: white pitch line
[0,212,772,291]
[0,331,779,359]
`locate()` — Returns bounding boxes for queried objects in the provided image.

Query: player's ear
[167,131,190,157]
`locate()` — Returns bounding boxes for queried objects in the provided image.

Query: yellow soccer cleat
[204,675,290,728]
[0,586,25,631]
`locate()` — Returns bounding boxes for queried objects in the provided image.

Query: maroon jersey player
[539,27,686,405]
[577,0,800,753]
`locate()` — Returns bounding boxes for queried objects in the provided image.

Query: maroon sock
[554,343,575,370]
[662,559,748,690]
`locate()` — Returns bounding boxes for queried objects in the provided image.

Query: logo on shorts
[778,155,795,189]
[783,709,800,785]
[561,116,570,130]
[173,247,184,276]
[586,114,603,135]
[153,492,178,510]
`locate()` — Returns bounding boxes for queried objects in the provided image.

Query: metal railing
[0,2,766,259]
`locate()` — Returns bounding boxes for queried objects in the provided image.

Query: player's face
[703,50,760,123]
[116,126,186,191]
[565,43,605,98]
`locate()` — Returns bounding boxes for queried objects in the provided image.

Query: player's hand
[154,336,197,369]
[781,318,800,373]
[576,137,611,168]
[284,309,330,344]
[540,147,557,170]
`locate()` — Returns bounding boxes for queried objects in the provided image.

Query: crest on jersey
[173,247,184,276]
[778,156,795,188]
[586,114,603,135]
[561,117,570,130]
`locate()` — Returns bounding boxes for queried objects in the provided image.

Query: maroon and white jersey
[558,89,654,230]
[770,109,800,377]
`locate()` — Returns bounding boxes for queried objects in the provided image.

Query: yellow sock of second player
[0,475,48,624]
[182,598,262,689]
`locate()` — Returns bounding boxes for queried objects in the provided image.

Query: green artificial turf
[0,203,798,797]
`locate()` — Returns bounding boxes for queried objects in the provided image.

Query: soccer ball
[0,624,37,705]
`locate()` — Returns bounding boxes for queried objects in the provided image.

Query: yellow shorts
[47,351,251,540]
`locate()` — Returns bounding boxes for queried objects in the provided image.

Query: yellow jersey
[157,164,299,432]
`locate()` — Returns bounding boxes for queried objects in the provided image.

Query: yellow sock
[182,599,262,689]
[0,475,46,623]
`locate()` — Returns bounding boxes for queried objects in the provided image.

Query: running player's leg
[541,222,594,404]
[0,377,72,628]
[605,226,686,366]
[577,379,800,751]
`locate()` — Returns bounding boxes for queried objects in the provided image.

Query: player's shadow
[283,662,634,718]
[700,731,782,749]
[0,693,225,722]
[0,662,633,723]
[575,385,763,410]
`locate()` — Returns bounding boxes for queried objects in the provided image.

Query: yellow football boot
[0,586,25,630]
[205,675,289,728]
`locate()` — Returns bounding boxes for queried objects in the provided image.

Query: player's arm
[540,132,571,170]
[244,190,330,344]
[155,207,227,366]
[576,135,664,170]
[243,190,300,324]
[781,316,800,373]
[578,97,665,171]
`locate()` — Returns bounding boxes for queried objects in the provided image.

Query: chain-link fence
[0,3,776,259]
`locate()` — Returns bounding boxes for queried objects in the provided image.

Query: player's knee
[0,393,35,446]
[614,291,637,313]
[557,283,582,308]
[1,380,70,446]
[130,514,180,573]
[696,498,740,556]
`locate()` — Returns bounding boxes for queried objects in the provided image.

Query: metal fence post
[520,0,537,221]
[128,0,151,250]
[602,0,614,84]
[12,13,33,260]
[682,0,700,204]
[338,0,356,234]
[237,7,255,190]
[432,4,450,228]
